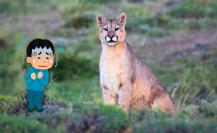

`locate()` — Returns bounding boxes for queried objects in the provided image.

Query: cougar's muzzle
[105,36,118,43]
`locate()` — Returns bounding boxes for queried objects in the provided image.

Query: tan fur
[96,13,176,115]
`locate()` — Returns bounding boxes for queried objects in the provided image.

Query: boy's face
[27,47,54,70]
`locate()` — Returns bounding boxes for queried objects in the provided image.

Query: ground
[0,0,217,133]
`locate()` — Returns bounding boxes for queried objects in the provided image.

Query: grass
[53,54,98,81]
[169,0,217,19]
[0,0,57,15]
[0,0,217,132]
[49,78,101,103]
[155,48,217,111]
[0,114,51,133]
[60,0,103,29]
[0,95,17,112]
[59,0,217,38]
[121,0,217,35]
[133,116,217,133]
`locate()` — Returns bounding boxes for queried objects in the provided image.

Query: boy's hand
[38,72,43,79]
[31,73,36,80]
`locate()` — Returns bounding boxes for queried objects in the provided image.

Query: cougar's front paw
[118,103,129,112]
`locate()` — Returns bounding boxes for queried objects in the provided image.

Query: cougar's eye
[115,28,120,31]
[103,28,108,31]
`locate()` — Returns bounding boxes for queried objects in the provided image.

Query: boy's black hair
[26,39,55,57]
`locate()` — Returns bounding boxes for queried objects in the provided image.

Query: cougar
[96,12,176,115]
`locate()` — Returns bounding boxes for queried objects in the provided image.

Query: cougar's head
[96,13,126,46]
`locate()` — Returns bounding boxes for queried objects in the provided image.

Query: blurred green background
[0,0,217,132]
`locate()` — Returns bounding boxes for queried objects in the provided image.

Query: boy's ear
[27,57,32,63]
[96,14,106,26]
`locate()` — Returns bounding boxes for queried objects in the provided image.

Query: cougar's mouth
[105,36,118,43]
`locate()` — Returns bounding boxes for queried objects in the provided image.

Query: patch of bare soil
[133,30,217,64]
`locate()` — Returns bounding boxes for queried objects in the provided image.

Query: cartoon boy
[25,39,55,112]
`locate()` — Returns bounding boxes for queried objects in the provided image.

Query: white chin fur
[107,42,116,46]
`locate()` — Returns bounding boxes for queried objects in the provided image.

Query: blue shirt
[25,66,49,91]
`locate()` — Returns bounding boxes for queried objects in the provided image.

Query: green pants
[27,90,44,111]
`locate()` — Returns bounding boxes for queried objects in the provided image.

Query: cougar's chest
[100,51,130,94]
[100,56,121,94]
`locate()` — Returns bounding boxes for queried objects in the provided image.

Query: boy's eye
[38,57,40,59]
[46,57,49,59]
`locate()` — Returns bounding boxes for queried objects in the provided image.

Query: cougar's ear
[96,14,106,26]
[118,12,127,27]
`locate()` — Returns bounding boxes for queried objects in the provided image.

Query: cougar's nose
[108,31,114,38]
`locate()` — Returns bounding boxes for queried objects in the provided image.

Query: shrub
[0,114,51,133]
[169,0,217,18]
[53,54,98,81]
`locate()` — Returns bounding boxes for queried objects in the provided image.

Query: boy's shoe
[37,108,43,112]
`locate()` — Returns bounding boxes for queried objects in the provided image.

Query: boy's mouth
[38,65,48,67]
